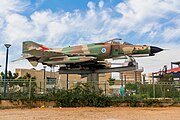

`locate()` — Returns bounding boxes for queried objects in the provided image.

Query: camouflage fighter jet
[14,38,163,69]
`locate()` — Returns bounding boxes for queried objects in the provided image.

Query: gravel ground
[0,107,180,120]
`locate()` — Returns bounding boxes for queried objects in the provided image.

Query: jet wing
[25,49,64,57]
[26,49,99,58]
[43,56,97,65]
[65,53,98,56]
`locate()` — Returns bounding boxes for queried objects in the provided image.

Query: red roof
[167,67,180,73]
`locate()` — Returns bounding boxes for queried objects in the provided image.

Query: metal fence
[0,79,179,100]
[0,79,110,99]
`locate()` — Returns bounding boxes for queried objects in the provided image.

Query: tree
[107,78,115,85]
[0,71,19,79]
[125,82,136,91]
[0,72,4,79]
[8,71,13,79]
[23,72,31,79]
[159,73,173,82]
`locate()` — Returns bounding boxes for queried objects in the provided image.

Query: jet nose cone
[150,46,163,54]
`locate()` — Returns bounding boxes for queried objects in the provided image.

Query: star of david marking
[101,48,106,53]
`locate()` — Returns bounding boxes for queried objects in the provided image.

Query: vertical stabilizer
[23,41,50,53]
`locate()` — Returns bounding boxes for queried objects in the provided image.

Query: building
[146,61,180,89]
[15,68,111,92]
[108,66,143,94]
[15,66,143,94]
[146,73,159,84]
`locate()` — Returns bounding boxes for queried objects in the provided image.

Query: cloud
[137,43,180,73]
[87,1,96,10]
[115,0,180,22]
[0,51,5,72]
[99,0,104,8]
[0,0,179,74]
[162,27,180,40]
[2,14,34,43]
[114,0,180,41]
[0,0,29,17]
[1,0,180,45]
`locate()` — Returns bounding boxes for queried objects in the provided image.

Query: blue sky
[0,0,180,74]
[30,0,123,12]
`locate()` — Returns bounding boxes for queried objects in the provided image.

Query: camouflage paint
[132,46,150,54]
[21,40,156,67]
[23,41,50,53]
[62,46,73,53]
[44,56,95,65]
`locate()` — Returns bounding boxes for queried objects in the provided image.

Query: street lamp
[4,44,11,97]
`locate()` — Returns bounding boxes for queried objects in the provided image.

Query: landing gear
[124,55,137,67]
[128,62,134,66]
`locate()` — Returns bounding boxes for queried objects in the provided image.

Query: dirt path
[0,107,179,120]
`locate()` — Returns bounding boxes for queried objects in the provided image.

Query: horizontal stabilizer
[12,57,26,62]
[12,54,34,62]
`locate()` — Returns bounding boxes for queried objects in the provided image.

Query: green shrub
[143,99,160,107]
[55,82,112,107]
[1,81,179,108]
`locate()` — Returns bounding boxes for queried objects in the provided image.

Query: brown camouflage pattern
[21,40,151,67]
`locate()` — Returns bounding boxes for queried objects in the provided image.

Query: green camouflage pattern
[22,40,152,67]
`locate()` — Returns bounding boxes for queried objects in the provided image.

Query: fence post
[135,71,138,94]
[124,75,126,95]
[104,81,106,96]
[40,81,42,92]
[152,73,156,98]
[73,81,77,88]
[58,80,62,90]
[54,78,56,93]
[29,79,31,100]
[66,74,69,90]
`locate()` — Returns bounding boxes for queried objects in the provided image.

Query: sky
[0,0,180,75]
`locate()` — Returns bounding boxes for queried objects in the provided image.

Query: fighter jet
[14,38,163,69]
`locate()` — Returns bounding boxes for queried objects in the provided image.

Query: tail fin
[23,41,50,53]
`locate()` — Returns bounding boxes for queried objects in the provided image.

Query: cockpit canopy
[105,38,133,45]
[123,42,133,45]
